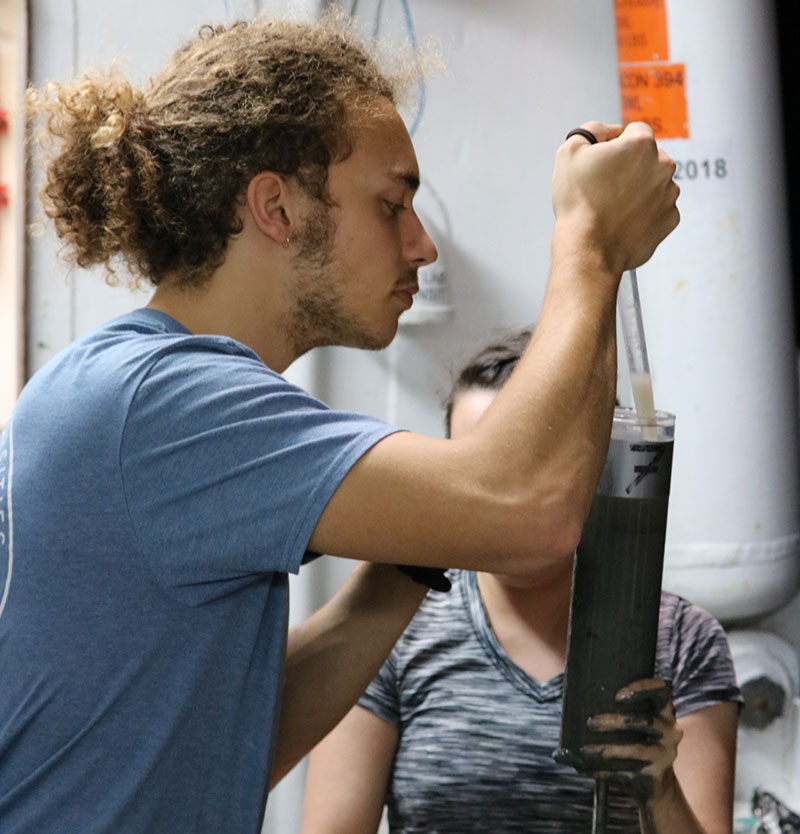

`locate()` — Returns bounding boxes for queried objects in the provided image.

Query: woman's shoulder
[658,589,726,639]
[656,590,742,715]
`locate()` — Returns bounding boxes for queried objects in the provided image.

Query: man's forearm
[470,229,621,555]
[270,563,427,786]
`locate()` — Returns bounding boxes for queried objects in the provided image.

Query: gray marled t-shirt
[359,570,741,834]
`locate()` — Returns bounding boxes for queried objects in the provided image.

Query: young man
[1,14,679,834]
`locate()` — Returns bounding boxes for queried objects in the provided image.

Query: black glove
[395,565,451,592]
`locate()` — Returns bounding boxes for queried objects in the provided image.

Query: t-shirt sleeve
[120,346,398,599]
[358,650,401,728]
[666,596,743,717]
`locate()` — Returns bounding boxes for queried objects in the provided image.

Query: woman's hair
[27,11,410,288]
[444,327,533,436]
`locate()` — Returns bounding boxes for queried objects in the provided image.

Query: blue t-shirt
[0,309,396,834]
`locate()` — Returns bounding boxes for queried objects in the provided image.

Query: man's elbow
[545,511,583,561]
[485,489,585,574]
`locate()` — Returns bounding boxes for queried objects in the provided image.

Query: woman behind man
[301,328,741,834]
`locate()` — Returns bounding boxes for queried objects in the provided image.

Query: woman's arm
[301,704,399,834]
[667,701,739,834]
[270,563,424,787]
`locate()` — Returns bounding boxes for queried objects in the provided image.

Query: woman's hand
[581,677,682,806]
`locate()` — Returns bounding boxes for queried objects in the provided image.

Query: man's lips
[392,284,418,308]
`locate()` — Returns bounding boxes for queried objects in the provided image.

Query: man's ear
[245,171,298,245]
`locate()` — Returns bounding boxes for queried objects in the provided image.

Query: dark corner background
[775,0,799,347]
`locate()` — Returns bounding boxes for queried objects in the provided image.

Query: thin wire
[349,0,360,17]
[372,0,386,38]
[398,0,426,136]
[69,0,79,343]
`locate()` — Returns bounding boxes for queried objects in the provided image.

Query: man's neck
[147,241,299,373]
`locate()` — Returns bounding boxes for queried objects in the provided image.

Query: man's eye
[384,200,404,215]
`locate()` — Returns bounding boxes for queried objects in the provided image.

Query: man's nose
[407,213,438,267]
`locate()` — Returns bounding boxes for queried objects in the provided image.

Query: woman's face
[448,388,498,439]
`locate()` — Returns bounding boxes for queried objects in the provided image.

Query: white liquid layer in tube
[630,371,658,441]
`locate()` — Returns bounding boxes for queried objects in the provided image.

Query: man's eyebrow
[389,171,420,191]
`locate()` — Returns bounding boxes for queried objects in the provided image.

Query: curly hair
[444,328,534,436]
[27,11,411,288]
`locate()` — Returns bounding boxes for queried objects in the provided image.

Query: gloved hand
[395,565,451,592]
[580,678,679,806]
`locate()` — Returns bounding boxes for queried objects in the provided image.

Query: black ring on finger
[565,127,598,144]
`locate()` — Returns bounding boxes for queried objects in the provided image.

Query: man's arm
[270,563,425,786]
[310,121,680,575]
[300,705,397,834]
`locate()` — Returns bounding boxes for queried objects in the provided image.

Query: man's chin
[312,325,396,354]
[354,331,396,353]
[346,316,399,352]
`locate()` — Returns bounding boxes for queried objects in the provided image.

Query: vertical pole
[593,778,609,834]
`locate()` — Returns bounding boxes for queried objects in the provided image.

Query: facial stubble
[287,201,397,356]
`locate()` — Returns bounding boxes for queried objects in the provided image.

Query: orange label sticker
[619,63,688,139]
[615,0,669,63]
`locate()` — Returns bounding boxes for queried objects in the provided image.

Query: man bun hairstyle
[27,12,408,288]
